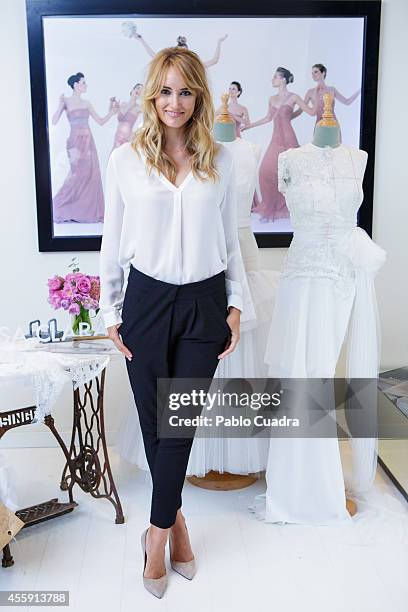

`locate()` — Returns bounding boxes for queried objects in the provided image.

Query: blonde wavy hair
[131,47,220,183]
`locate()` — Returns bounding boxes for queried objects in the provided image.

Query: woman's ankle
[171,510,185,529]
[148,525,169,546]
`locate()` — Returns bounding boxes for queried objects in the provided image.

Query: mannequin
[187,95,280,483]
[250,94,386,524]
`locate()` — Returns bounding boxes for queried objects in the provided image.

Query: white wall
[0,0,407,448]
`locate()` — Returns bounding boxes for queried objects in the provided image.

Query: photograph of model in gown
[51,72,118,223]
[122,21,228,68]
[111,83,143,151]
[243,67,317,222]
[215,81,250,138]
[291,63,361,142]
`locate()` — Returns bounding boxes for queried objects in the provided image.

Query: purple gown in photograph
[53,108,104,223]
[111,108,139,151]
[252,102,299,221]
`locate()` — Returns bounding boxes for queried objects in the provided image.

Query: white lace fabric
[279,143,366,284]
[0,343,110,423]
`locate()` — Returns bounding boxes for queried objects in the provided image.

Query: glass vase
[71,305,94,336]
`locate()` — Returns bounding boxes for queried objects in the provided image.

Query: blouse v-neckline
[155,168,194,193]
[138,147,194,193]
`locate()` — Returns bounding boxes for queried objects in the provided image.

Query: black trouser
[120,265,230,528]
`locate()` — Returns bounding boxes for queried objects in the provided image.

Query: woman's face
[272,72,284,87]
[312,67,325,82]
[228,83,240,99]
[75,77,87,93]
[154,66,196,130]
[131,84,143,99]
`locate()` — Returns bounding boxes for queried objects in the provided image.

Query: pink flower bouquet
[47,262,100,335]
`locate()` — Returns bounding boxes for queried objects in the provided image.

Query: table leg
[54,368,124,524]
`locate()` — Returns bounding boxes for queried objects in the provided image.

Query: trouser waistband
[128,264,226,298]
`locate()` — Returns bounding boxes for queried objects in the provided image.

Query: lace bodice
[278,143,367,230]
[278,143,369,293]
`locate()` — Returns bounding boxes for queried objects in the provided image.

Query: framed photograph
[26,0,381,251]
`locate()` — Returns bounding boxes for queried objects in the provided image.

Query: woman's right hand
[107,323,133,361]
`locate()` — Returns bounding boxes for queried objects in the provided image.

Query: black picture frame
[26,0,381,252]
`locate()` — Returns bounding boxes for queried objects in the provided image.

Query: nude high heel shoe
[141,528,168,598]
[169,527,196,580]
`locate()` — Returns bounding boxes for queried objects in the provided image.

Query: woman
[99,47,245,598]
[127,24,228,67]
[291,63,361,138]
[215,81,250,138]
[111,83,143,151]
[51,72,118,223]
[242,67,316,222]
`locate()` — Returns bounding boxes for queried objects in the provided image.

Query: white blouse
[99,141,246,329]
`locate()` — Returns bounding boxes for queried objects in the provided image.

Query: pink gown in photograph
[252,100,299,221]
[111,108,139,151]
[53,108,104,224]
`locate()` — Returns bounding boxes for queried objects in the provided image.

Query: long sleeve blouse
[99,141,246,328]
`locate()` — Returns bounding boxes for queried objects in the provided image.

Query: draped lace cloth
[0,341,110,510]
[0,342,110,424]
[254,143,386,524]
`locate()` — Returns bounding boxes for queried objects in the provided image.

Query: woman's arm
[291,107,303,120]
[134,33,156,58]
[291,90,311,119]
[99,153,126,329]
[333,87,361,105]
[217,156,246,358]
[242,98,275,130]
[52,94,66,125]
[204,34,227,67]
[88,99,118,125]
[291,93,317,116]
[219,158,245,314]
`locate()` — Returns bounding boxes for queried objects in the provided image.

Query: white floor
[1,446,408,612]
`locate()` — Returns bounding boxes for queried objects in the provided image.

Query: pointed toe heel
[169,532,197,580]
[141,528,168,598]
[170,557,196,580]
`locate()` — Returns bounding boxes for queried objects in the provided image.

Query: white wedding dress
[251,142,386,525]
[115,138,280,474]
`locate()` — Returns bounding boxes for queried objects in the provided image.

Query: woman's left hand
[218,306,240,359]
